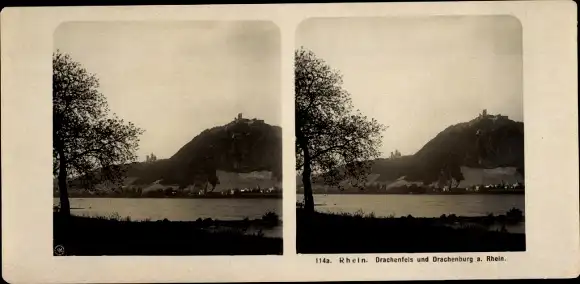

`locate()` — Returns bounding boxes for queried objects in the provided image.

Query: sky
[296,16,523,158]
[54,21,281,160]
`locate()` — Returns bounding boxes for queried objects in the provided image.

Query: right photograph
[295,16,525,254]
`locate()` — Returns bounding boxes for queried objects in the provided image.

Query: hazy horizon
[54,21,281,160]
[297,16,523,158]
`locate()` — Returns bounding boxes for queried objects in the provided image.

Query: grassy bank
[53,213,282,256]
[296,208,525,254]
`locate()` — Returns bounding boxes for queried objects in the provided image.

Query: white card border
[1,1,578,282]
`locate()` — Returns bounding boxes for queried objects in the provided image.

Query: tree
[295,48,386,213]
[438,152,465,189]
[187,154,220,194]
[53,51,144,216]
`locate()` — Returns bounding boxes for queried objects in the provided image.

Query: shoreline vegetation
[298,191,524,195]
[53,189,282,199]
[298,182,525,195]
[296,207,525,254]
[53,193,282,199]
[53,211,282,256]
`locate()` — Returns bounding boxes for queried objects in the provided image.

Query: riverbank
[54,194,282,199]
[296,208,525,254]
[53,212,282,255]
[296,191,524,195]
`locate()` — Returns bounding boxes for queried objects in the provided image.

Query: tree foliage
[295,47,386,211]
[187,154,220,193]
[53,51,144,215]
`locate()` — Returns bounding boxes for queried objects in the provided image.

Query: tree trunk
[302,146,314,213]
[58,149,71,216]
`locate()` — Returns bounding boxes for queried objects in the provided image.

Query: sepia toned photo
[1,2,578,282]
[295,16,525,254]
[52,21,283,256]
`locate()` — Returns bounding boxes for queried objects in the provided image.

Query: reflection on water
[53,198,282,238]
[308,194,524,217]
[304,194,525,233]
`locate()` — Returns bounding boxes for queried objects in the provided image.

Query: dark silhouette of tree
[438,152,465,189]
[53,51,144,216]
[295,48,386,213]
[187,154,220,194]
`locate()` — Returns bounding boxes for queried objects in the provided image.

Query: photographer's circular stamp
[54,245,65,256]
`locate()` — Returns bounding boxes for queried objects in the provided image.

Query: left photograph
[52,21,283,256]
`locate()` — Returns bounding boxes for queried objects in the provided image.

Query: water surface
[302,194,525,233]
[307,194,525,217]
[54,197,282,237]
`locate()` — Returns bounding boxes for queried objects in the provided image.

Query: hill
[299,111,524,192]
[68,116,282,190]
[374,112,524,183]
